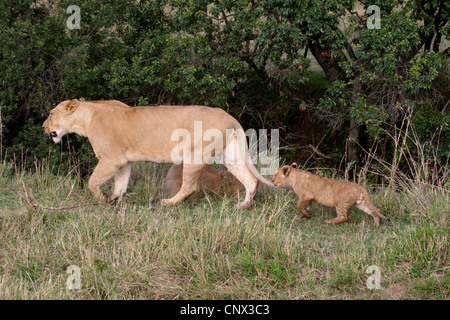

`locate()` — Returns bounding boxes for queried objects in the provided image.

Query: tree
[0,0,448,172]
[0,0,171,162]
[167,0,449,167]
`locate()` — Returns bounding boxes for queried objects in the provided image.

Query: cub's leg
[161,163,206,205]
[325,203,349,225]
[305,203,313,216]
[297,198,313,218]
[356,201,389,226]
[110,162,131,202]
[88,159,127,202]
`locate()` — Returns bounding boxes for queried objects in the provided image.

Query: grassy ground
[0,160,448,300]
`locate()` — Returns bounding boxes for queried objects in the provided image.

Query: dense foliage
[0,0,448,177]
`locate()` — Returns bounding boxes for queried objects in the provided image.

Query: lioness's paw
[236,201,252,209]
[107,196,120,204]
[160,198,173,206]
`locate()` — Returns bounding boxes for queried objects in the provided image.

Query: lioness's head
[42,99,81,143]
[272,163,297,187]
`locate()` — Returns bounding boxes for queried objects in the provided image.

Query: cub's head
[42,99,81,143]
[272,163,297,187]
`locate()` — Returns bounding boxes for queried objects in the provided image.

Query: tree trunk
[308,45,347,83]
[347,118,360,166]
[347,79,363,172]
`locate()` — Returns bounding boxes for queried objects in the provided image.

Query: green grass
[0,160,448,299]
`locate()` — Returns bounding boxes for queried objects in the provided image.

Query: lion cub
[165,164,244,197]
[272,163,388,226]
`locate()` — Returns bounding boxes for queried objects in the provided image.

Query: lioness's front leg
[88,159,127,202]
[110,162,131,202]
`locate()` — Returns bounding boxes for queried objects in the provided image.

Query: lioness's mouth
[50,131,57,138]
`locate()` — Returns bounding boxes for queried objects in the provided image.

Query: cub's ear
[291,162,297,168]
[282,166,291,177]
[65,99,80,113]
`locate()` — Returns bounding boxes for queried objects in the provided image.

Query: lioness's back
[122,105,240,131]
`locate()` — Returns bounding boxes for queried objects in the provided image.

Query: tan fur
[42,99,273,208]
[272,164,388,226]
[165,164,244,196]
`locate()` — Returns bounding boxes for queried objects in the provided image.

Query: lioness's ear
[282,166,291,176]
[291,162,297,168]
[65,99,80,113]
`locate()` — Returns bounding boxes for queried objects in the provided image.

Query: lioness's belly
[125,149,175,163]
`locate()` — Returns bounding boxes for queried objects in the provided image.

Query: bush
[0,0,448,180]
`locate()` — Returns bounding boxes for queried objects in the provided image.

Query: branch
[429,28,438,52]
[278,144,332,159]
[306,144,332,159]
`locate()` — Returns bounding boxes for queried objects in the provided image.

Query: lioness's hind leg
[224,163,258,209]
[161,163,206,206]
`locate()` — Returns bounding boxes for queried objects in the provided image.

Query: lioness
[165,163,244,196]
[42,99,274,208]
[272,163,388,226]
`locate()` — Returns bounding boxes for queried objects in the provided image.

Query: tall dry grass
[0,120,448,299]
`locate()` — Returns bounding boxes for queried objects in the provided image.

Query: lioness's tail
[244,152,275,187]
[232,126,275,187]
